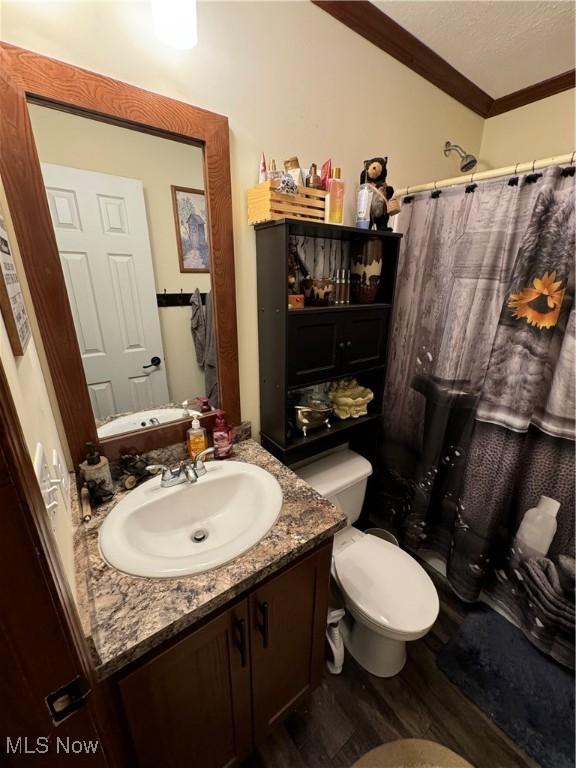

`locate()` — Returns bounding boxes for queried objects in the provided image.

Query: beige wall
[28,105,208,405]
[479,90,575,169]
[0,178,76,598]
[1,0,485,435]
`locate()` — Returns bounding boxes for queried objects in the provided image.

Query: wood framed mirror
[0,44,240,465]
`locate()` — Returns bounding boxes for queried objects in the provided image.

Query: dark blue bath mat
[437,606,575,768]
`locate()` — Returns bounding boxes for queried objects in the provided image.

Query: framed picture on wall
[0,206,31,356]
[171,186,211,273]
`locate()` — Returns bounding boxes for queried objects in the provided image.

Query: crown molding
[312,0,575,120]
[311,0,492,117]
[487,70,576,117]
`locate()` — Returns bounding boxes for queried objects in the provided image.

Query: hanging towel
[204,292,219,409]
[190,289,206,367]
[189,289,219,409]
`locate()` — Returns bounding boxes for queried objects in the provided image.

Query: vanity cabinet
[118,541,332,768]
[250,542,331,742]
[118,600,252,768]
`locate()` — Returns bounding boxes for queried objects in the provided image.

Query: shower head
[444,141,478,173]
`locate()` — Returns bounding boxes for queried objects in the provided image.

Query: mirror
[1,45,238,465]
[28,104,218,439]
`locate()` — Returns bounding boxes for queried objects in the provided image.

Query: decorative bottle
[327,167,345,225]
[212,414,233,459]
[79,442,113,493]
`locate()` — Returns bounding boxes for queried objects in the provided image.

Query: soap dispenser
[187,416,208,461]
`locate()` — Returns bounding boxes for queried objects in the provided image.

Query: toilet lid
[334,535,439,635]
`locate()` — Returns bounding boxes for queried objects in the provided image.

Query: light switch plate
[52,448,70,510]
[34,443,59,533]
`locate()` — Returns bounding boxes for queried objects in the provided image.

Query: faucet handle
[193,447,215,477]
[146,464,173,482]
[183,462,198,484]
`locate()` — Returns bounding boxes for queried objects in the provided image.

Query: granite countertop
[73,439,346,679]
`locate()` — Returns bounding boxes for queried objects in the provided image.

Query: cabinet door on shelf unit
[118,600,252,768]
[340,309,388,373]
[287,313,339,387]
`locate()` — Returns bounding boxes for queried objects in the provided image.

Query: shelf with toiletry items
[256,218,402,241]
[255,218,400,465]
[288,302,392,313]
[275,218,400,310]
[261,413,382,466]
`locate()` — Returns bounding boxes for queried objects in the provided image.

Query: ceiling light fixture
[150,0,198,50]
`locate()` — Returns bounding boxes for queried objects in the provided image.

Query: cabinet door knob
[258,601,270,648]
[338,341,345,350]
[235,618,247,667]
[346,340,352,348]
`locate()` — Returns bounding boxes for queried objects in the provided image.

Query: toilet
[296,446,439,678]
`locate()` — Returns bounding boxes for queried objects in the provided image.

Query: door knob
[142,356,161,369]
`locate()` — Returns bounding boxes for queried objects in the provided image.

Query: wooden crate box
[248,180,327,225]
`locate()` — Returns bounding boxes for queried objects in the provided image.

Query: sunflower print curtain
[378,165,575,668]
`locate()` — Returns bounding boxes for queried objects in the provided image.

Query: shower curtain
[377,165,575,668]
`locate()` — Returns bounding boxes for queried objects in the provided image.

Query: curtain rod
[395,152,575,198]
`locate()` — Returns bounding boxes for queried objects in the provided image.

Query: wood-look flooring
[243,576,539,768]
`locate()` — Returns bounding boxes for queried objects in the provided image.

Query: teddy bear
[360,156,395,231]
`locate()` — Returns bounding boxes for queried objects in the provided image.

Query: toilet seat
[334,534,439,637]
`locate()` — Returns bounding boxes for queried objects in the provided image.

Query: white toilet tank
[295,447,372,524]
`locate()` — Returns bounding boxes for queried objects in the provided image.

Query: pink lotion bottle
[212,414,233,459]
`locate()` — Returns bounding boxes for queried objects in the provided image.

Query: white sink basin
[97,407,200,438]
[99,461,283,578]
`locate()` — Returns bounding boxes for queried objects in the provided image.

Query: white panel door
[42,163,169,420]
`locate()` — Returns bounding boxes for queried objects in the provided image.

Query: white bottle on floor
[513,495,560,561]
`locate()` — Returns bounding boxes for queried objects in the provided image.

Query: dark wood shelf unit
[256,217,403,242]
[256,219,401,465]
[261,413,383,466]
[288,302,392,315]
[286,363,387,391]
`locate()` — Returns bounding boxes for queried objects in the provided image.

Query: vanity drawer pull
[258,601,270,649]
[235,618,247,667]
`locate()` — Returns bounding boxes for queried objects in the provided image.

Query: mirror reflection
[28,104,218,438]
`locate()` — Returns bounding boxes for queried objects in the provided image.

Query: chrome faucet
[146,448,215,488]
[192,447,215,478]
[146,462,191,487]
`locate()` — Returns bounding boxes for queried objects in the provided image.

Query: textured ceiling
[372,1,575,98]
